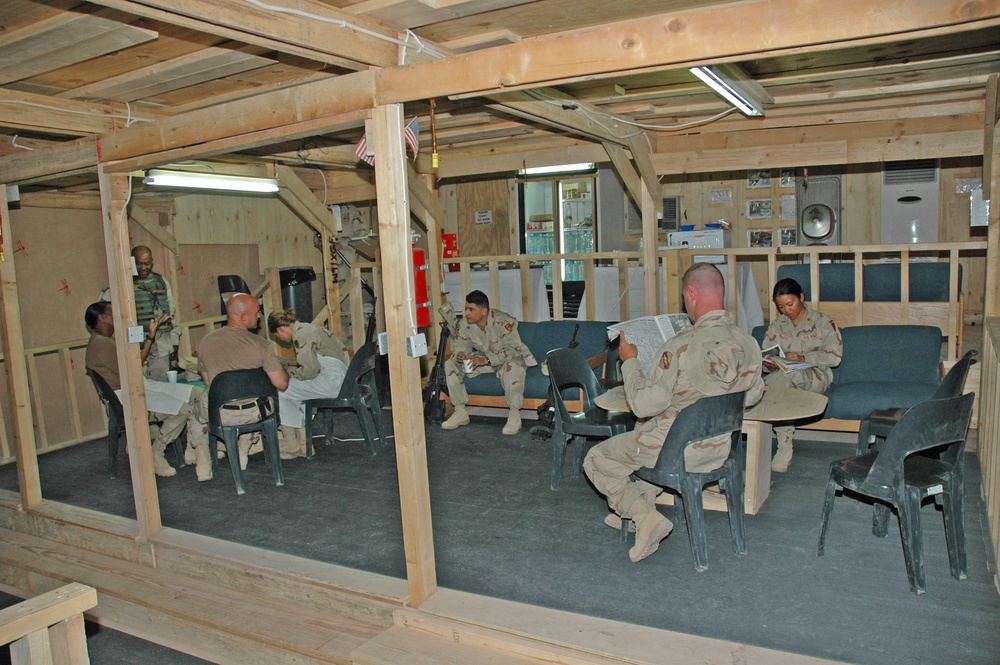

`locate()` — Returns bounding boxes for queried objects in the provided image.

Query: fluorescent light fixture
[689,64,773,117]
[521,162,594,176]
[143,169,280,193]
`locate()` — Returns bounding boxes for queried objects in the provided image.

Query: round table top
[595,384,827,422]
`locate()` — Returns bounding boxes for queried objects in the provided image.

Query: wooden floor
[0,494,850,665]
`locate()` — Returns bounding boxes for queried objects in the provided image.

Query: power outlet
[127,325,145,343]
[377,331,389,355]
[406,333,428,358]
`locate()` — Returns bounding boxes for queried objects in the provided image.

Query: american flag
[404,116,419,159]
[354,132,374,166]
[354,117,419,166]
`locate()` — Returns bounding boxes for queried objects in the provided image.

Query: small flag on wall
[404,116,419,159]
[354,117,419,166]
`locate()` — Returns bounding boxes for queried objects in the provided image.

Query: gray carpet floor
[1,411,999,665]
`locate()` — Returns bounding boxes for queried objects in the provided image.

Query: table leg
[742,420,772,516]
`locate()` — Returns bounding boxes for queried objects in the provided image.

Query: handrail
[0,583,97,663]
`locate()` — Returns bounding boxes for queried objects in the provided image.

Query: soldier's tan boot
[628,507,673,563]
[441,405,470,430]
[194,444,213,482]
[279,425,306,459]
[771,429,794,473]
[151,439,176,477]
[502,409,521,435]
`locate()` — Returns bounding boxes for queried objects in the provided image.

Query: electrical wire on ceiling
[242,0,446,59]
[0,99,154,123]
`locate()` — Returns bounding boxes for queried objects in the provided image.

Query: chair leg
[817,475,839,556]
[719,475,747,557]
[304,404,317,459]
[941,478,967,581]
[872,503,892,538]
[855,419,874,456]
[369,400,388,447]
[571,436,587,478]
[898,488,926,594]
[262,420,284,487]
[356,407,378,457]
[107,427,121,480]
[223,432,245,496]
[680,477,709,572]
[550,422,568,491]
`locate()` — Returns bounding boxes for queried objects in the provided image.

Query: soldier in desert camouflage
[584,264,765,563]
[442,290,537,435]
[762,277,843,472]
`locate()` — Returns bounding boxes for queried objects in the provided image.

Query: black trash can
[279,266,316,322]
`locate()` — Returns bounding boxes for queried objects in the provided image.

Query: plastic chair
[217,275,252,315]
[624,391,748,572]
[546,347,635,491]
[303,342,386,458]
[856,349,977,455]
[207,368,282,495]
[818,393,975,594]
[87,369,127,479]
[86,369,184,479]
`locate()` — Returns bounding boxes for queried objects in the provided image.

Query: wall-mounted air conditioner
[881,159,939,244]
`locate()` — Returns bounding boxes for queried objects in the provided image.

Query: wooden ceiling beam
[275,164,337,234]
[0,90,162,136]
[86,0,400,70]
[0,7,158,85]
[0,137,97,185]
[375,0,1000,103]
[56,44,275,104]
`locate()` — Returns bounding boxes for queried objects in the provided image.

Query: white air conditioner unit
[881,159,939,244]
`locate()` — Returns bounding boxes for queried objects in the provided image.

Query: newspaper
[761,343,815,375]
[607,313,691,373]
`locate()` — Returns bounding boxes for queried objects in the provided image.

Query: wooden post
[0,185,42,507]
[98,167,161,537]
[372,103,437,606]
[322,229,343,338]
[641,180,658,315]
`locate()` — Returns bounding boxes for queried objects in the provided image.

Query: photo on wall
[748,198,773,219]
[748,229,773,247]
[747,170,771,189]
[780,227,798,246]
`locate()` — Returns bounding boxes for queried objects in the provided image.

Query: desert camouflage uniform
[763,304,843,449]
[445,309,537,410]
[584,310,765,520]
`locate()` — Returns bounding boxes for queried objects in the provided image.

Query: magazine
[761,343,815,375]
[607,313,692,373]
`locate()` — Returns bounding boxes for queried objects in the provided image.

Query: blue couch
[463,319,610,407]
[752,324,942,422]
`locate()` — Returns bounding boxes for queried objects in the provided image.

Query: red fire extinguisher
[412,245,430,327]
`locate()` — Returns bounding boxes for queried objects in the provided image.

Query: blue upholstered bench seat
[463,319,610,401]
[752,324,942,422]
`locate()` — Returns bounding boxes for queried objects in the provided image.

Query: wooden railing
[348,241,984,362]
[980,318,1000,593]
[0,583,97,663]
[0,338,104,464]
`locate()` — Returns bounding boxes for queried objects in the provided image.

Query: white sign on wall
[475,210,493,225]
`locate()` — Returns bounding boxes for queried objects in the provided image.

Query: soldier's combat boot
[502,408,521,435]
[441,405,470,430]
[151,438,176,477]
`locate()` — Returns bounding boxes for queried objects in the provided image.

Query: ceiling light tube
[143,169,280,193]
[689,65,771,117]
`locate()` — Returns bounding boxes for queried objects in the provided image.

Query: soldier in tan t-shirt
[197,294,288,481]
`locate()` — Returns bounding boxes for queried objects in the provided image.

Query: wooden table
[595,385,828,515]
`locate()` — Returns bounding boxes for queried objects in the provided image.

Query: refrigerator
[522,174,597,284]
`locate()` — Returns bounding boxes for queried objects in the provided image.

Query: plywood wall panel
[455,179,510,257]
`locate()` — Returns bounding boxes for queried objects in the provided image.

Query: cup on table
[166,370,178,383]
[463,358,475,374]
